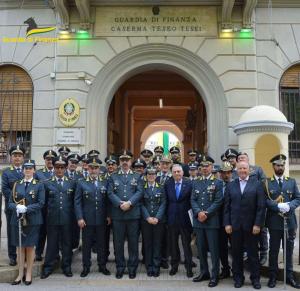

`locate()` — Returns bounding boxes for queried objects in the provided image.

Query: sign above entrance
[56,128,81,145]
[58,98,80,127]
[95,6,217,37]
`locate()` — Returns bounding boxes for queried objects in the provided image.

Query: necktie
[17,168,22,175]
[70,172,74,179]
[175,183,181,199]
[278,178,283,189]
[94,179,98,188]
[49,170,54,177]
[58,178,63,186]
[25,181,29,190]
[150,185,154,193]
[84,171,88,179]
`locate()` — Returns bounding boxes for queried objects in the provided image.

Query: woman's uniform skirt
[11,224,40,247]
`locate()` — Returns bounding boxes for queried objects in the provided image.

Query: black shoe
[234,280,244,288]
[129,272,136,279]
[252,280,261,289]
[186,269,193,278]
[80,267,90,277]
[208,278,218,287]
[192,261,197,268]
[153,271,160,277]
[169,267,178,276]
[267,277,276,288]
[147,270,153,277]
[193,273,210,282]
[24,280,32,286]
[160,261,169,269]
[98,266,111,276]
[9,258,17,266]
[35,255,43,262]
[116,271,123,279]
[11,280,21,285]
[40,271,51,279]
[259,254,267,266]
[219,269,230,279]
[63,268,73,277]
[287,278,300,289]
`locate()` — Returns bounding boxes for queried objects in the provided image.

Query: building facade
[0,0,299,180]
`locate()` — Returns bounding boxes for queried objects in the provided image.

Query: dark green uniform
[265,175,300,280]
[42,176,76,274]
[191,175,223,280]
[141,182,166,274]
[108,170,143,275]
[75,175,109,269]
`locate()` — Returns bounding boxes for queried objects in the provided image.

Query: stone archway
[86,44,228,159]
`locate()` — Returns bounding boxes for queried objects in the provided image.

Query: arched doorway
[0,64,33,163]
[107,70,206,161]
[86,44,228,159]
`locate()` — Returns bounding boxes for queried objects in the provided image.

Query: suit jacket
[223,177,266,231]
[265,176,300,230]
[75,176,109,226]
[164,177,192,228]
[141,182,166,223]
[191,175,223,229]
[8,179,45,225]
[44,177,76,225]
[65,170,82,181]
[107,170,143,220]
[1,166,24,202]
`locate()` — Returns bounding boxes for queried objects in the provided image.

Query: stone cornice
[233,120,294,135]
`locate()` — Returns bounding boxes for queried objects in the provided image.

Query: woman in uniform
[141,167,166,277]
[9,159,45,285]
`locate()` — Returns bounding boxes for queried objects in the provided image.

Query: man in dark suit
[224,161,266,289]
[1,145,25,266]
[265,154,300,289]
[164,164,193,278]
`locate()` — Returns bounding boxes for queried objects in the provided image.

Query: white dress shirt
[239,176,249,194]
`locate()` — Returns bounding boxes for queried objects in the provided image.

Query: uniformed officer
[58,146,70,159]
[265,154,300,289]
[169,146,189,177]
[224,148,239,179]
[65,154,82,180]
[218,161,233,280]
[191,155,223,287]
[154,146,164,158]
[9,159,45,285]
[88,149,100,158]
[140,149,154,166]
[1,145,25,266]
[107,150,143,279]
[141,167,166,277]
[132,158,147,176]
[80,154,90,179]
[35,149,57,261]
[75,157,111,277]
[187,149,198,164]
[189,163,199,181]
[237,151,268,265]
[105,155,118,177]
[41,156,76,279]
[152,155,161,172]
[156,155,172,269]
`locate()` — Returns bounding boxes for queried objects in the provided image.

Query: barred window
[280,64,300,164]
[0,65,33,164]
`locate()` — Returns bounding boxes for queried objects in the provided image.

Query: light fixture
[159,98,163,108]
[221,23,233,33]
[240,27,252,33]
[58,29,70,35]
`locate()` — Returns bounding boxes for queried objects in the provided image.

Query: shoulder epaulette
[285,176,290,181]
[10,166,14,171]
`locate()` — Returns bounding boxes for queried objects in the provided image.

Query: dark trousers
[141,221,164,272]
[72,214,80,249]
[82,225,106,268]
[161,224,169,263]
[105,224,111,263]
[231,229,260,282]
[259,227,269,256]
[195,228,219,279]
[269,228,296,279]
[112,219,140,273]
[43,225,72,272]
[4,201,16,260]
[168,224,192,270]
[219,227,230,271]
[35,207,47,257]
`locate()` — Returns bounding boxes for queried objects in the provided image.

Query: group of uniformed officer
[1,144,300,288]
